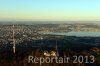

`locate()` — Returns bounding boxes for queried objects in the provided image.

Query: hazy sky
[0,0,100,21]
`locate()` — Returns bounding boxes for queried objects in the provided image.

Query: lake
[39,31,100,37]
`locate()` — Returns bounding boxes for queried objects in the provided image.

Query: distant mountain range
[0,21,100,25]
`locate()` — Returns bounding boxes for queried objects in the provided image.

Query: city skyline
[0,0,100,22]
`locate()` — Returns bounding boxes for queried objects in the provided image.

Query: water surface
[39,31,100,37]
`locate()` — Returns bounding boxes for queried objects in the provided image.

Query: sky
[0,0,100,21]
